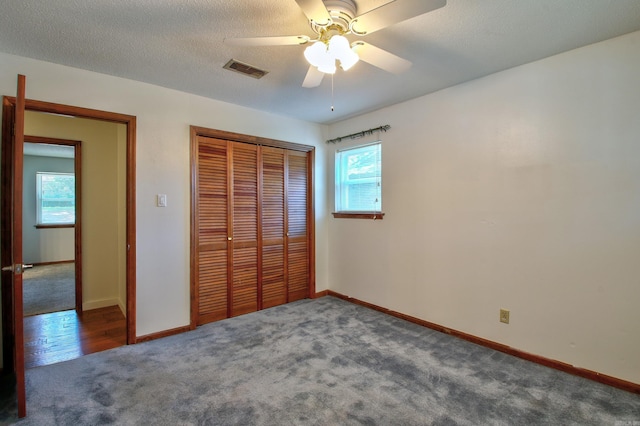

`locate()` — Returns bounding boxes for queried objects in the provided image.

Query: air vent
[223,59,269,79]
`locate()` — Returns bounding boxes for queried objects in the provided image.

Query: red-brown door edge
[0,74,28,417]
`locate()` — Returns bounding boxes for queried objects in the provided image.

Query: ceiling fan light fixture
[306,35,359,73]
[330,35,359,71]
[304,39,337,74]
[317,55,337,74]
[304,41,327,67]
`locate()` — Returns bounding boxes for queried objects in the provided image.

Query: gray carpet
[22,263,75,317]
[2,296,639,425]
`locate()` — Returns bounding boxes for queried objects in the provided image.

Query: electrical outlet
[500,309,510,324]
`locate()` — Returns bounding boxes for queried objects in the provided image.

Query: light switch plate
[157,194,167,207]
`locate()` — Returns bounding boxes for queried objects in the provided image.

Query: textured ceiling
[1,0,640,124]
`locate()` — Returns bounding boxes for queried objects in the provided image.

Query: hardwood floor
[24,306,126,369]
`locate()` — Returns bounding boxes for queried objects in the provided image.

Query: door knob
[1,264,27,274]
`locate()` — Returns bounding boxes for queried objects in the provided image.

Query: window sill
[332,212,384,220]
[35,224,75,229]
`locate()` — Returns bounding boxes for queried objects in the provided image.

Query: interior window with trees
[36,172,75,226]
[335,142,382,213]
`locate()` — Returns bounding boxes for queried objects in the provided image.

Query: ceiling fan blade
[352,42,412,74]
[302,66,325,88]
[350,0,446,35]
[224,35,310,47]
[295,0,331,26]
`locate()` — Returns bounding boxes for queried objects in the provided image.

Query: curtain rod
[326,125,390,144]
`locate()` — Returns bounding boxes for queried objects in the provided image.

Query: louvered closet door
[230,142,259,316]
[287,150,309,302]
[261,147,287,309]
[196,137,229,324]
[194,132,312,326]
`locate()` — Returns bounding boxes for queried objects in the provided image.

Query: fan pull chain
[331,73,334,112]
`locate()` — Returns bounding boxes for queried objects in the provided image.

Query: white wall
[0,52,329,337]
[117,124,127,315]
[327,31,640,384]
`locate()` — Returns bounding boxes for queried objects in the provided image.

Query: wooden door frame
[189,126,315,329]
[2,97,137,345]
[24,135,83,313]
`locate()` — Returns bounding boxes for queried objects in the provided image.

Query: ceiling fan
[224,0,446,88]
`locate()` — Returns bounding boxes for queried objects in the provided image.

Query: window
[335,142,382,215]
[36,172,75,226]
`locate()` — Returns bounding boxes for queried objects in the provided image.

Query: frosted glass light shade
[329,35,359,71]
[339,49,359,70]
[329,35,350,59]
[317,54,337,74]
[304,42,327,67]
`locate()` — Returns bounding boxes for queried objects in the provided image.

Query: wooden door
[261,147,286,309]
[195,137,229,324]
[1,74,27,417]
[287,150,310,302]
[230,142,259,316]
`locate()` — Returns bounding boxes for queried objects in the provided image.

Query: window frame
[333,141,384,220]
[35,171,76,228]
